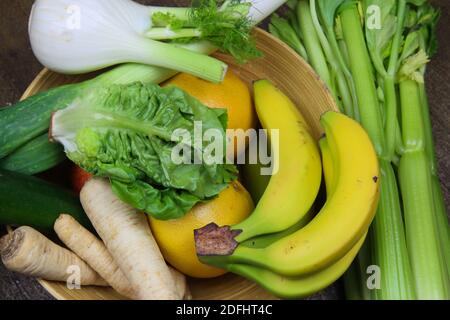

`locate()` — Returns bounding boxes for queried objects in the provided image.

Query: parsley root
[0,226,107,286]
[80,178,180,300]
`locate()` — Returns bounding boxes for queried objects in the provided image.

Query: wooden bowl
[21,28,338,300]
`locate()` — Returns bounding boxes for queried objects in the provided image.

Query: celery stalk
[340,4,415,300]
[398,79,449,299]
[343,261,363,300]
[297,0,334,97]
[383,1,407,161]
[355,237,372,300]
[339,5,384,154]
[371,160,416,299]
[432,177,450,277]
[273,0,447,300]
[418,83,450,278]
[309,0,353,117]
[269,14,309,61]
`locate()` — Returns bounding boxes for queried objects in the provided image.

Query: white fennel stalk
[97,0,288,86]
[29,0,227,83]
[246,0,286,24]
[0,0,286,161]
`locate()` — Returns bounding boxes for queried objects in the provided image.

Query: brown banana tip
[194,223,242,257]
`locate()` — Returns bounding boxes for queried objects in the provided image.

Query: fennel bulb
[29,0,227,82]
[1,0,287,161]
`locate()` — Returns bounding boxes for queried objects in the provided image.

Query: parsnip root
[54,214,191,300]
[54,214,135,298]
[171,267,192,300]
[0,226,107,286]
[80,178,180,300]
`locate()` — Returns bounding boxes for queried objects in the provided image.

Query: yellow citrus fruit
[163,70,257,156]
[149,181,254,279]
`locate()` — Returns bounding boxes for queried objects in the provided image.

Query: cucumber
[0,169,93,235]
[0,83,84,159]
[0,134,66,175]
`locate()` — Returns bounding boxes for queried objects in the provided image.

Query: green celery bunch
[270,0,449,300]
[339,3,416,299]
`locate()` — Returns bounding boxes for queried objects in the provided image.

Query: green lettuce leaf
[52,82,238,220]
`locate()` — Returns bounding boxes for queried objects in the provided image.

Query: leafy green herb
[417,4,440,56]
[147,0,262,63]
[398,49,429,83]
[152,12,185,30]
[188,0,261,63]
[399,31,420,64]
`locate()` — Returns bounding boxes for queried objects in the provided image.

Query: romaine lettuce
[51,82,238,220]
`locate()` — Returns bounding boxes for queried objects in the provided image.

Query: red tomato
[71,166,93,193]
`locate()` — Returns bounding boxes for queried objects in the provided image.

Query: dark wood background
[0,0,448,300]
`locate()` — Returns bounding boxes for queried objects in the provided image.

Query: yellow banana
[319,137,336,196]
[241,212,314,249]
[197,112,380,276]
[240,135,272,204]
[222,132,369,299]
[232,80,322,242]
[197,112,375,298]
[228,232,367,299]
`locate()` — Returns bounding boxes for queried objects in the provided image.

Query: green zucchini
[0,134,66,175]
[0,169,93,235]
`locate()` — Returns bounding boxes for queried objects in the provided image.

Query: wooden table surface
[0,0,448,300]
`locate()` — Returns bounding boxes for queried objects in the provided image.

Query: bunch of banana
[195,80,380,298]
[233,80,323,242]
